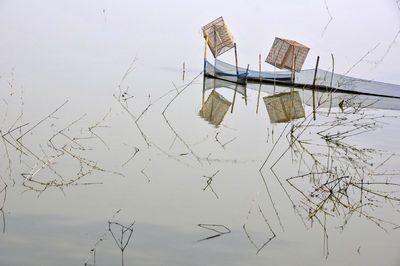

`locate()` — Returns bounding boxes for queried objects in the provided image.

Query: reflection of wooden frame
[199,90,232,126]
[263,91,305,123]
[265,37,309,72]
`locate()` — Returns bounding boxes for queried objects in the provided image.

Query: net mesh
[205,59,249,84]
[265,38,310,72]
[203,75,400,111]
[204,59,400,98]
[202,17,235,57]
[204,74,247,96]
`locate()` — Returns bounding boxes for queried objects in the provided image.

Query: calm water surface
[1,1,400,265]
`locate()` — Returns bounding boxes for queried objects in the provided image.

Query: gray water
[1,1,400,265]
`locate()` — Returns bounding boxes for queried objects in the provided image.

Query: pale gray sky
[1,0,399,84]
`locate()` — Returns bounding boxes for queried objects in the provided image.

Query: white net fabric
[204,59,400,98]
[203,75,400,111]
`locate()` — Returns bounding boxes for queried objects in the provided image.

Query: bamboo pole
[312,56,320,120]
[234,43,239,75]
[204,35,208,63]
[231,43,239,113]
[289,46,295,121]
[182,62,185,81]
[202,35,209,117]
[290,46,295,82]
[256,54,262,114]
[244,64,249,105]
[213,28,217,92]
[231,84,238,113]
[328,53,335,116]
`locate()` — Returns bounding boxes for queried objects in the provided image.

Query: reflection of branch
[202,170,220,199]
[286,146,400,233]
[18,110,123,193]
[260,93,400,257]
[141,158,151,183]
[258,123,292,232]
[113,57,152,148]
[168,135,178,150]
[271,168,308,228]
[118,58,136,89]
[258,170,284,231]
[0,127,13,181]
[321,0,333,37]
[243,197,276,254]
[17,100,68,142]
[108,221,135,266]
[2,81,122,193]
[200,153,258,165]
[313,212,329,258]
[63,148,124,177]
[88,109,112,151]
[114,58,177,149]
[260,123,291,171]
[162,72,203,165]
[243,194,259,250]
[84,209,122,266]
[121,146,140,167]
[84,231,106,266]
[197,224,231,242]
[134,89,178,148]
[0,180,7,233]
[48,113,87,151]
[150,141,192,168]
[215,132,236,150]
[255,205,276,254]
[2,102,71,187]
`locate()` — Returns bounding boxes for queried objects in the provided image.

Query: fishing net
[203,75,400,111]
[203,74,247,96]
[265,37,310,72]
[204,59,249,84]
[204,59,400,98]
[202,17,235,57]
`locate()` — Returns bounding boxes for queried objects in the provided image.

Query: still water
[1,1,400,265]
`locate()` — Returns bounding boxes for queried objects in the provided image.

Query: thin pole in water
[234,42,239,75]
[202,35,209,117]
[312,56,320,120]
[182,62,185,81]
[256,54,262,114]
[213,27,217,94]
[244,64,249,105]
[289,46,295,121]
[231,84,238,113]
[231,43,239,113]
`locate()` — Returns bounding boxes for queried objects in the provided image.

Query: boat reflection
[203,75,400,114]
